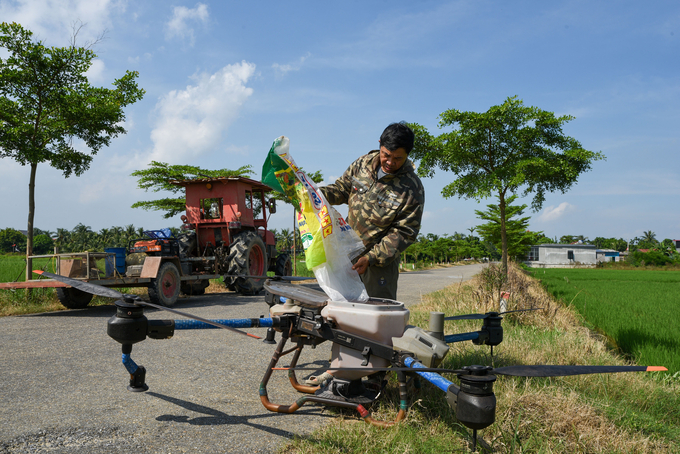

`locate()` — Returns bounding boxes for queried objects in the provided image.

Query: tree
[410,96,604,273]
[559,234,588,244]
[0,22,145,280]
[131,161,253,218]
[642,230,658,245]
[32,233,54,255]
[475,195,536,261]
[0,227,26,253]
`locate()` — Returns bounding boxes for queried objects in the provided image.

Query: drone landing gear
[259,328,406,428]
[314,378,379,405]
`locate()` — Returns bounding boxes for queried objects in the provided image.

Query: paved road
[0,264,483,453]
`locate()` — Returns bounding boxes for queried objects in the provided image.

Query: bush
[0,228,25,253]
[33,234,54,255]
[628,250,672,267]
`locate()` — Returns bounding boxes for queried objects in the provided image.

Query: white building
[525,244,597,268]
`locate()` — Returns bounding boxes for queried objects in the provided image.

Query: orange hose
[364,409,407,428]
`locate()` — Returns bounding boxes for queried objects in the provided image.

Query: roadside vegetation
[283,264,680,454]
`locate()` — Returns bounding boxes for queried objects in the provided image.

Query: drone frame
[33,270,667,451]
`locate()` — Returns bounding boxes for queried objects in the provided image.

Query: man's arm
[365,193,423,267]
[319,170,352,205]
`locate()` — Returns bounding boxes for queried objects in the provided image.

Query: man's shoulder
[397,161,424,195]
[347,150,379,173]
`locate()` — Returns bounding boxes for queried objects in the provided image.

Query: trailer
[0,250,221,309]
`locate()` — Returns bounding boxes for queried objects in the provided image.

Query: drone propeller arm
[173,317,276,331]
[404,356,454,392]
[444,331,480,344]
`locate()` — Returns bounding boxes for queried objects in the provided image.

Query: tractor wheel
[226,231,267,295]
[55,287,93,309]
[274,253,293,277]
[148,262,180,307]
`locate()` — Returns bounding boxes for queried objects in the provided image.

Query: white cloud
[165,3,209,46]
[272,52,311,76]
[85,58,106,82]
[148,61,256,164]
[0,0,126,45]
[538,202,576,222]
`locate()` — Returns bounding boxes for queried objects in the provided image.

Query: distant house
[525,244,597,268]
[596,249,621,263]
[673,240,680,252]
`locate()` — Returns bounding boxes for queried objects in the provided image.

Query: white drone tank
[321,297,409,380]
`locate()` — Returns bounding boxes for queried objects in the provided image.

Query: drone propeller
[282,364,667,377]
[33,270,261,339]
[34,270,123,299]
[234,274,316,281]
[278,366,468,374]
[444,307,543,321]
[488,364,667,377]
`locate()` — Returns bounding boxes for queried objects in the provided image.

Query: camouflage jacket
[320,150,424,267]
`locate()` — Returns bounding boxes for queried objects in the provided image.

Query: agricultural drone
[34,270,666,451]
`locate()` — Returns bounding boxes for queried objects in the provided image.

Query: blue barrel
[105,247,127,276]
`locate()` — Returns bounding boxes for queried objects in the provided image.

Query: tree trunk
[499,192,508,276]
[25,163,37,291]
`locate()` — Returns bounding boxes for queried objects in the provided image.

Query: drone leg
[121,344,148,392]
[263,327,276,344]
[363,371,407,428]
[287,341,319,394]
[260,328,305,413]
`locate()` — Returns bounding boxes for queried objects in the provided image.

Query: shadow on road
[148,391,331,436]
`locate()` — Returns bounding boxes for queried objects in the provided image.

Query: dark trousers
[361,258,399,300]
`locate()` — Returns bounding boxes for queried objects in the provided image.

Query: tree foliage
[409,96,604,272]
[475,195,544,260]
[0,228,25,253]
[402,232,491,264]
[130,161,254,218]
[0,22,145,278]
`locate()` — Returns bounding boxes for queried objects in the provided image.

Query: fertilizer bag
[262,136,368,302]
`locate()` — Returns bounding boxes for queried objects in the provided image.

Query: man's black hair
[379,122,415,154]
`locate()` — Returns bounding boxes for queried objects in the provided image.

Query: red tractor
[124,177,291,305]
[12,177,291,309]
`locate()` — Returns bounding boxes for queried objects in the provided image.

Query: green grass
[0,253,58,282]
[526,268,680,374]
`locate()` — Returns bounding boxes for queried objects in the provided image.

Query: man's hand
[352,256,369,275]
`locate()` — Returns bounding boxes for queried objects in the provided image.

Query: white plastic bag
[269,136,368,302]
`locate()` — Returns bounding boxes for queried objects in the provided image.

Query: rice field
[526,267,680,374]
[0,254,59,281]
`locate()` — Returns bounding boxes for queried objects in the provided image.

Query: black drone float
[34,270,666,451]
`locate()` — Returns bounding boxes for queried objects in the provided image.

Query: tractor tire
[55,287,93,309]
[274,253,293,277]
[148,262,180,307]
[181,280,209,296]
[226,231,267,295]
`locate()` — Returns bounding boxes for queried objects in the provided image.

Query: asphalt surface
[0,264,483,454]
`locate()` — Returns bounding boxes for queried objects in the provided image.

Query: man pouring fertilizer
[261,122,424,388]
[320,122,425,301]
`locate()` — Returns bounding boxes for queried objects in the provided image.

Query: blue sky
[1,0,678,243]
